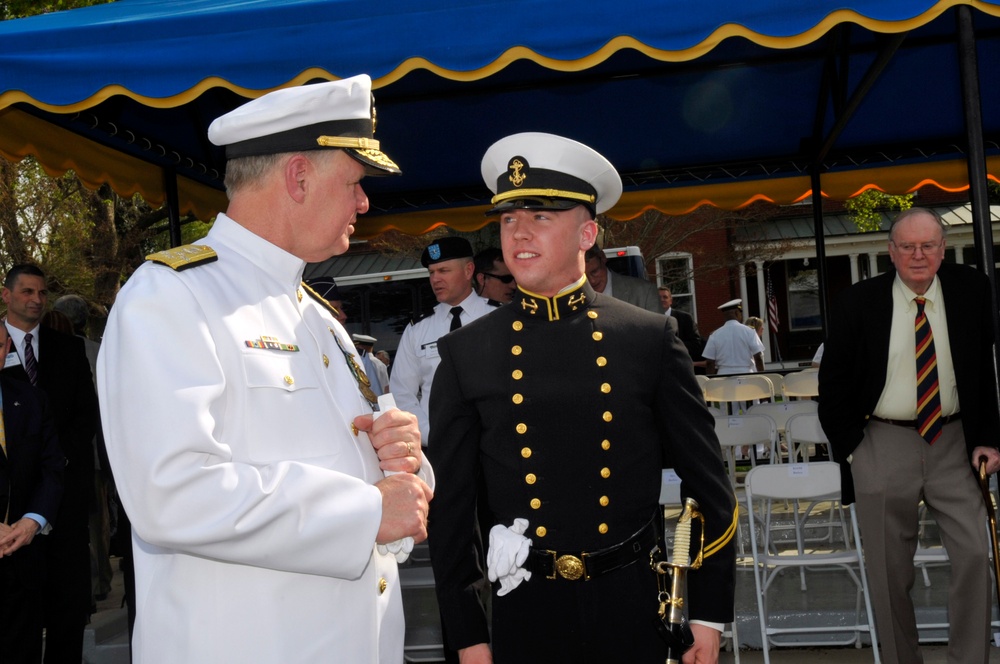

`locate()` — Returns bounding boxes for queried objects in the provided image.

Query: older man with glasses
[820,207,1000,664]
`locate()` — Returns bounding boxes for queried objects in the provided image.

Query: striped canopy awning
[0,0,998,238]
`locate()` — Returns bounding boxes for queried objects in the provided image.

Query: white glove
[487,518,533,596]
[379,537,413,563]
[373,393,414,563]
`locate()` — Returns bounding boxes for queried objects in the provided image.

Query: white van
[603,245,645,279]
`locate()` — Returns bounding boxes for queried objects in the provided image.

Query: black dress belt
[869,412,961,428]
[525,514,661,582]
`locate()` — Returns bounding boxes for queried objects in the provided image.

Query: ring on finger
[406,442,413,456]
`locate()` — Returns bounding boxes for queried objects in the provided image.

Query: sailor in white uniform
[702,298,765,375]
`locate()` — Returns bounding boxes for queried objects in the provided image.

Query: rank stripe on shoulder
[146,245,218,271]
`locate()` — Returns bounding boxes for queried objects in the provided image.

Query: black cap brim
[485,197,593,217]
[348,148,401,176]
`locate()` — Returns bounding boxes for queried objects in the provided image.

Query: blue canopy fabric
[0,0,998,237]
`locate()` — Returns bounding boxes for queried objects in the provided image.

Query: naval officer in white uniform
[97,75,434,664]
[702,298,765,375]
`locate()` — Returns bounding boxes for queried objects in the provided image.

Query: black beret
[304,276,342,301]
[421,237,474,268]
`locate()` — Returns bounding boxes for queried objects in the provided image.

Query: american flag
[767,277,779,333]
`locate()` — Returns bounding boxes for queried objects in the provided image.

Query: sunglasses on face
[482,272,515,284]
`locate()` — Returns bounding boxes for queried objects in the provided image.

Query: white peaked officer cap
[481,132,622,216]
[352,334,377,345]
[718,298,744,311]
[208,74,400,175]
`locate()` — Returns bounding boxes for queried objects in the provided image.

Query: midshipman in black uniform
[427,133,736,664]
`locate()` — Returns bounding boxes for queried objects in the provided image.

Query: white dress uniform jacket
[390,292,495,443]
[97,214,433,664]
[701,318,765,374]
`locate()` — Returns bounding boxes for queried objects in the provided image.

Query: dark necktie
[449,306,463,332]
[23,332,38,386]
[915,297,942,444]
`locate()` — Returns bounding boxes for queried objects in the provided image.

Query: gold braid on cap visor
[491,188,596,206]
[316,136,382,150]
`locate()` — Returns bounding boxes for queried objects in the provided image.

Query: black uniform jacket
[818,263,1000,504]
[427,280,736,649]
[0,374,64,574]
[2,327,97,533]
[672,308,704,360]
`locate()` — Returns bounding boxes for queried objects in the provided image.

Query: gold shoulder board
[145,245,218,271]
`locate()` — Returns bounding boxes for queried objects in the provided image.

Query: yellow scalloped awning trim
[1,0,998,114]
[0,106,228,220]
[352,155,1000,239]
[2,105,997,241]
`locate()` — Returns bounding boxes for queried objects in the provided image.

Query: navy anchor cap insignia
[508,156,528,187]
[428,244,442,261]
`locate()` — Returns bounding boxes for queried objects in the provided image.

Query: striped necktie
[915,297,942,444]
[23,333,38,386]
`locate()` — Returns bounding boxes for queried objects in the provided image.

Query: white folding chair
[783,412,831,463]
[912,501,951,641]
[747,401,819,462]
[775,412,842,577]
[704,375,774,415]
[781,369,819,400]
[659,469,740,662]
[714,414,778,562]
[745,463,880,664]
[713,414,779,489]
[759,373,786,401]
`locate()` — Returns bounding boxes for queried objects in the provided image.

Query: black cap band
[225,118,373,159]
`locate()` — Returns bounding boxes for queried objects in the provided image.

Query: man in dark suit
[2,264,98,664]
[819,208,1000,664]
[659,286,703,361]
[584,245,662,314]
[428,133,735,664]
[0,323,65,664]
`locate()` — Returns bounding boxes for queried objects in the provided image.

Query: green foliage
[2,0,114,20]
[144,218,213,255]
[0,156,94,297]
[844,190,914,233]
[989,180,1000,204]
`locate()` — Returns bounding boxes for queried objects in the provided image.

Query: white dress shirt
[702,319,765,374]
[390,291,495,443]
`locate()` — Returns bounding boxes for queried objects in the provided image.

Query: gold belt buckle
[550,552,586,581]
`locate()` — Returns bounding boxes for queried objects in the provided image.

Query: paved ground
[84,535,1000,664]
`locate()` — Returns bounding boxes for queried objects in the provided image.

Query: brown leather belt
[869,412,961,428]
[525,514,661,581]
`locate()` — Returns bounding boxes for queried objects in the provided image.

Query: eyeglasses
[482,272,515,284]
[891,240,943,256]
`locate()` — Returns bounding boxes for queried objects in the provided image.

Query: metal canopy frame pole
[956,5,1000,416]
[810,166,830,337]
[957,7,997,307]
[163,166,182,248]
[809,31,908,337]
